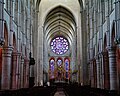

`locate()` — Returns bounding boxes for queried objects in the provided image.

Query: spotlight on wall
[0,38,5,46]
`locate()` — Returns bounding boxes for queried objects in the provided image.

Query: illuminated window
[50,36,69,55]
[64,58,70,79]
[57,59,62,66]
[65,59,69,72]
[49,59,55,79]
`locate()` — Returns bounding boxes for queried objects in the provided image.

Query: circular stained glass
[50,36,69,55]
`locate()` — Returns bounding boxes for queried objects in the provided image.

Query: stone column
[9,0,14,46]
[96,56,100,88]
[20,56,24,88]
[107,46,117,90]
[99,52,104,89]
[0,0,4,43]
[93,59,97,87]
[24,58,29,88]
[11,52,17,89]
[90,60,94,87]
[1,47,13,89]
[16,52,21,89]
[23,59,26,88]
[11,52,21,89]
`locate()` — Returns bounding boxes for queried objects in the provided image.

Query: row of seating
[0,83,119,96]
[0,86,57,96]
[63,83,119,96]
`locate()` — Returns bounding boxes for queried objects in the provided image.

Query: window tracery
[50,36,69,55]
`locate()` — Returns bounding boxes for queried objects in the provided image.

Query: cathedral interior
[0,0,120,96]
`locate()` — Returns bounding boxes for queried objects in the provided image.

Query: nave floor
[54,88,67,96]
[0,83,119,96]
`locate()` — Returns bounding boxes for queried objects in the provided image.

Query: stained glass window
[50,59,55,71]
[65,58,70,79]
[57,59,62,66]
[65,59,69,72]
[50,59,55,79]
[50,36,69,55]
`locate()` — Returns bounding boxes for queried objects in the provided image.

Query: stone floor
[54,88,67,96]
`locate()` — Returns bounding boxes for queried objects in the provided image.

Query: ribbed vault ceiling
[44,6,76,46]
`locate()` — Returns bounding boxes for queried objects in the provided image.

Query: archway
[0,23,8,89]
[56,57,64,81]
[64,57,70,82]
[103,34,110,89]
[24,47,29,88]
[43,6,76,84]
[11,34,17,89]
[112,23,120,90]
[49,58,55,84]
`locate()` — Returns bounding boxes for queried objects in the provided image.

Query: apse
[43,6,76,83]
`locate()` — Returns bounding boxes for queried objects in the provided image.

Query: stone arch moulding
[13,33,17,52]
[36,0,41,12]
[103,34,107,51]
[103,33,110,89]
[3,23,9,47]
[111,21,120,91]
[42,4,77,27]
[36,0,83,14]
[111,21,116,46]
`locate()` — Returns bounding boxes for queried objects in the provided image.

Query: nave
[0,82,119,96]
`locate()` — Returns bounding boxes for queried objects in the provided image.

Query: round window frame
[50,36,69,55]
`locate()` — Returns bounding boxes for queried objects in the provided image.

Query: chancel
[0,0,120,96]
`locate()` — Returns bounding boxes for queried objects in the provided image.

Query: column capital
[12,52,21,56]
[95,55,99,60]
[106,46,116,52]
[2,46,13,57]
[98,51,106,57]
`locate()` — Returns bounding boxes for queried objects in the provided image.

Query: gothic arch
[11,33,17,89]
[103,34,110,89]
[43,5,77,27]
[36,0,83,12]
[0,23,9,89]
[49,57,55,79]
[3,23,8,47]
[36,0,41,12]
[111,21,120,90]
[13,34,17,52]
[78,0,84,10]
[44,6,76,49]
[111,22,116,47]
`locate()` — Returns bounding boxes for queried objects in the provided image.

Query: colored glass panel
[50,37,69,55]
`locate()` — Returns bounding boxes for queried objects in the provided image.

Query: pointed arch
[36,0,41,12]
[104,34,107,51]
[43,5,77,27]
[111,22,116,47]
[103,34,110,89]
[64,57,70,79]
[78,0,84,10]
[13,33,17,52]
[49,57,55,79]
[3,23,8,47]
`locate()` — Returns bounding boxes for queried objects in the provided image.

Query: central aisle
[54,88,67,96]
